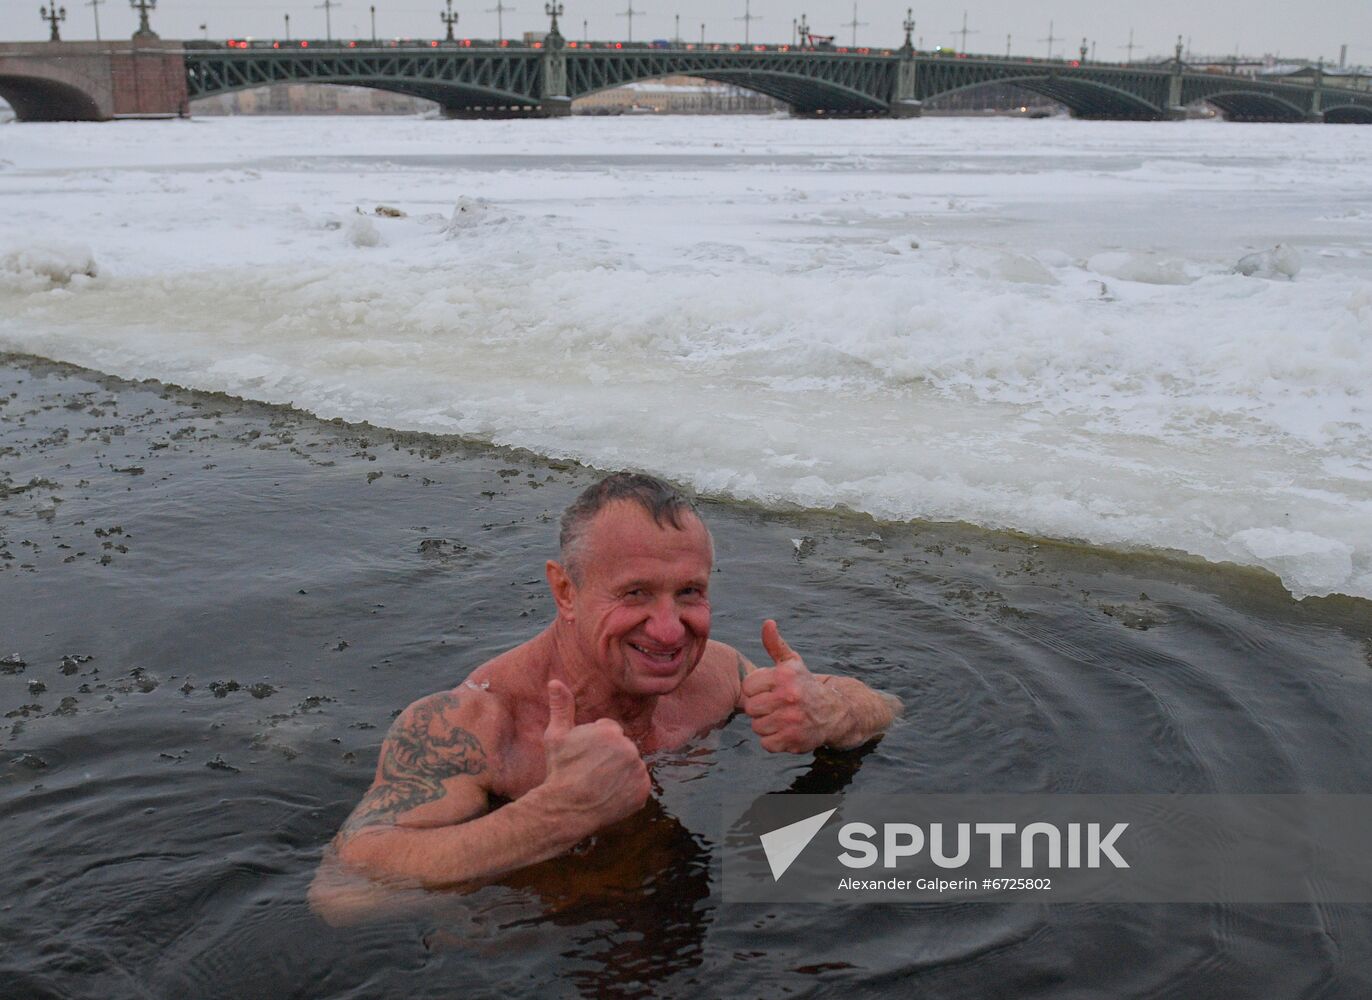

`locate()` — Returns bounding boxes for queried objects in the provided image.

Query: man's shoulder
[705,639,753,681]
[394,674,515,750]
[681,639,751,700]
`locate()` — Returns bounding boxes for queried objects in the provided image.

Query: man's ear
[546,560,576,621]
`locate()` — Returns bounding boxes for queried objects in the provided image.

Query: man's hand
[740,620,845,753]
[540,680,652,835]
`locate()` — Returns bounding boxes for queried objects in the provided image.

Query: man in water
[327,472,901,888]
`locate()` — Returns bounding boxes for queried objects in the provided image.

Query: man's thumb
[545,679,576,739]
[762,619,797,666]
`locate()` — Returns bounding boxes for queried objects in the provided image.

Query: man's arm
[326,681,650,890]
[736,620,902,753]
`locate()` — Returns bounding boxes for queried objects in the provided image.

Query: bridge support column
[1307,61,1324,122]
[1164,35,1186,119]
[887,45,921,117]
[537,4,572,117]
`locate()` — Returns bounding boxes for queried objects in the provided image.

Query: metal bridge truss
[565,50,897,115]
[185,48,545,113]
[918,60,1175,119]
[183,46,1372,123]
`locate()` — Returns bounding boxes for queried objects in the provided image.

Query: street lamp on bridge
[1039,19,1058,60]
[950,9,975,54]
[284,11,291,39]
[129,0,157,40]
[315,0,340,42]
[843,1,866,48]
[617,2,643,43]
[734,0,760,45]
[1120,28,1135,66]
[85,0,103,41]
[441,0,458,42]
[40,3,67,41]
[369,4,375,42]
[487,0,514,42]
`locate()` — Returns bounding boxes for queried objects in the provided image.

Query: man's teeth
[632,644,678,661]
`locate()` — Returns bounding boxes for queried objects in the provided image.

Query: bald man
[327,472,901,887]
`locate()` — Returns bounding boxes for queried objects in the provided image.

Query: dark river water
[2,354,1371,999]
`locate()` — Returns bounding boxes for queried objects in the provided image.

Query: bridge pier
[1307,61,1324,122]
[0,39,187,120]
[888,43,921,118]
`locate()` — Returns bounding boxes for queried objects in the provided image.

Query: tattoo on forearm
[338,692,486,839]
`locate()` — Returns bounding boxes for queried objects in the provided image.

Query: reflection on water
[3,356,1372,998]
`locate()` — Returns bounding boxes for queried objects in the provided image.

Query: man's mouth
[628,643,684,672]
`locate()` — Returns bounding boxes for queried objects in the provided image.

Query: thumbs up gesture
[740,620,841,754]
[540,680,652,834]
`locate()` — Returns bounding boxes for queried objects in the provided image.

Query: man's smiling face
[561,499,713,697]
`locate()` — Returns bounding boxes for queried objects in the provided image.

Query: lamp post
[370,3,375,41]
[734,0,760,45]
[617,2,642,43]
[40,3,67,40]
[314,0,340,41]
[441,0,457,41]
[129,0,157,40]
[284,11,291,39]
[1039,20,1057,60]
[85,0,103,41]
[843,1,866,47]
[486,0,513,42]
[951,10,975,53]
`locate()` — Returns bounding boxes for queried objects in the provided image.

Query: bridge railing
[197,37,908,55]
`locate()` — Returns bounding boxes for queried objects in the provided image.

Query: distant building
[572,76,783,114]
[1261,64,1369,91]
[191,84,436,116]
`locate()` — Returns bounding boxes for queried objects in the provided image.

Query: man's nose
[643,596,686,645]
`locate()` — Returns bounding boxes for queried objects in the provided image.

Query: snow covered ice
[0,114,1369,599]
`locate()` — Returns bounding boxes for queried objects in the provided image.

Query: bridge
[3,13,1370,124]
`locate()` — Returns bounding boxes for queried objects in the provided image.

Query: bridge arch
[1323,104,1372,124]
[0,73,103,121]
[576,70,884,115]
[1197,89,1307,122]
[931,73,1165,120]
[191,75,535,114]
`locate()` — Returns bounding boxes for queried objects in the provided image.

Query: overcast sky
[8,0,1370,65]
